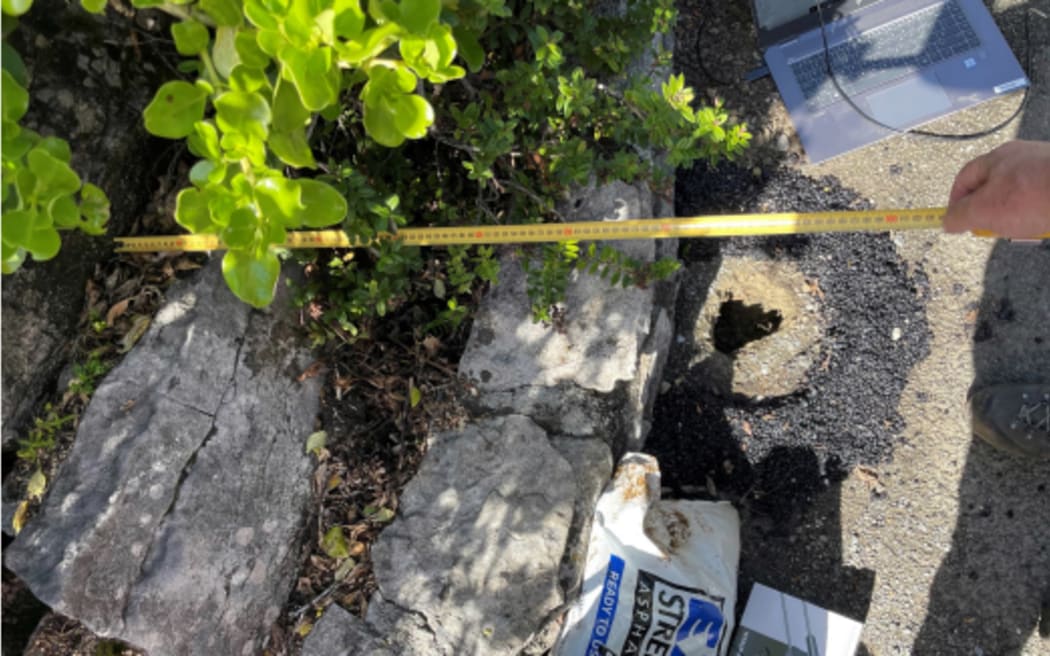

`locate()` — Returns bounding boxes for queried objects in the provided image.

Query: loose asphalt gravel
[649,163,932,519]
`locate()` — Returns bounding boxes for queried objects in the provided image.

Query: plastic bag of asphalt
[555,453,740,656]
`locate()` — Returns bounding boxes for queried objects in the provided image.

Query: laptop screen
[752,0,875,47]
[754,0,823,32]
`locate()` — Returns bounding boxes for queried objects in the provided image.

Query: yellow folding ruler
[112,207,1040,252]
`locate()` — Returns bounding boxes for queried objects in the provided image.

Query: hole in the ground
[712,298,783,353]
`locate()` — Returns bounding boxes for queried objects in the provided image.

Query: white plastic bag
[555,453,740,656]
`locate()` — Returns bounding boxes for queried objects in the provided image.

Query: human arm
[942,139,1050,240]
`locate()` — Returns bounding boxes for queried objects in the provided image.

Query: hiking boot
[970,384,1050,459]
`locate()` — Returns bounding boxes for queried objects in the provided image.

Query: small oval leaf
[222,248,280,308]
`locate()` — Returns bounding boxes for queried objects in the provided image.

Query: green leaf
[25,223,60,260]
[296,179,346,228]
[229,65,270,93]
[279,44,339,111]
[336,22,400,65]
[2,42,28,88]
[189,159,218,186]
[80,0,106,12]
[400,23,461,82]
[1,0,32,17]
[47,194,79,228]
[304,430,326,455]
[14,167,36,205]
[200,0,242,26]
[254,176,304,227]
[214,90,271,140]
[371,92,432,145]
[363,505,395,523]
[255,28,285,57]
[219,131,267,166]
[143,81,209,139]
[271,79,310,132]
[1,69,29,123]
[268,130,315,168]
[171,20,209,56]
[269,82,315,168]
[398,0,439,34]
[206,187,238,227]
[26,148,81,199]
[2,242,26,273]
[79,183,109,234]
[187,121,221,160]
[321,525,349,559]
[174,187,215,232]
[235,30,271,68]
[34,136,71,163]
[361,65,432,146]
[390,93,430,138]
[453,26,484,72]
[222,247,280,307]
[2,121,35,160]
[244,0,286,29]
[2,208,33,246]
[332,0,364,39]
[409,384,421,408]
[212,26,241,78]
[221,207,258,249]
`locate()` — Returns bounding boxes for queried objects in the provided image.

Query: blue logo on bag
[671,597,725,655]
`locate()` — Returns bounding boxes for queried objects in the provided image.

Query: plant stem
[199,48,222,87]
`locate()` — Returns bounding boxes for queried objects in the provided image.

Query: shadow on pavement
[913,3,1050,653]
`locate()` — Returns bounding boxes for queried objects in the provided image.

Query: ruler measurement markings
[113,208,1037,253]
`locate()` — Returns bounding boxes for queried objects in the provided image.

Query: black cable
[813,1,1031,140]
[694,11,734,87]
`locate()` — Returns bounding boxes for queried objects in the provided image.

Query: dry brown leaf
[106,298,131,326]
[804,277,825,301]
[173,257,203,271]
[422,335,442,357]
[854,465,886,494]
[298,361,325,382]
[854,465,879,485]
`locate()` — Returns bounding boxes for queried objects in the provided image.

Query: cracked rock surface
[5,258,321,656]
[305,179,674,656]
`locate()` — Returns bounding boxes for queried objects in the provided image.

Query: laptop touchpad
[865,78,952,128]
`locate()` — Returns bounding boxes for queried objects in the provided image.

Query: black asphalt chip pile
[646,163,932,527]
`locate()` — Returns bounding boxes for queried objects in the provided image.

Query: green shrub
[292,0,750,337]
[1,0,111,274]
[4,0,750,334]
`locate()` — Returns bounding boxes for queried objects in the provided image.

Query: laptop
[753,0,1030,163]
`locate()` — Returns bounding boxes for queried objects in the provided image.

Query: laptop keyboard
[789,0,980,109]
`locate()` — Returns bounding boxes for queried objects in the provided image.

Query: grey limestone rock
[5,258,320,656]
[1,0,171,447]
[459,180,678,452]
[367,415,575,656]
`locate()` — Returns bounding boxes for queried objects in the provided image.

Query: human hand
[942,140,1050,240]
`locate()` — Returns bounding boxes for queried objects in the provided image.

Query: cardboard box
[728,583,864,656]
